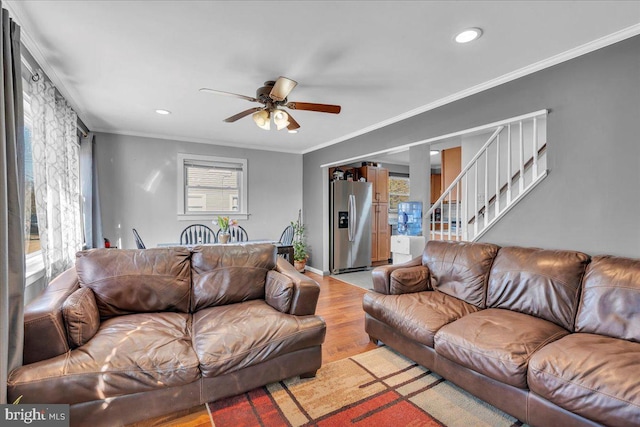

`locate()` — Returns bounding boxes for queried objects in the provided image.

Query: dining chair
[217,226,248,243]
[132,228,146,249]
[180,224,216,245]
[277,225,295,264]
[279,225,294,245]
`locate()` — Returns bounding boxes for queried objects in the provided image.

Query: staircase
[427,110,548,242]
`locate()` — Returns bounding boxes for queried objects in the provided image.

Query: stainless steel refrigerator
[330,181,372,274]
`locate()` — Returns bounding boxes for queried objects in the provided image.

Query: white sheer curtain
[30,75,83,281]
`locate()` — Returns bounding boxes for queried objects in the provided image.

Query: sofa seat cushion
[528,333,640,427]
[362,290,481,347]
[434,309,569,389]
[8,313,200,405]
[193,300,326,377]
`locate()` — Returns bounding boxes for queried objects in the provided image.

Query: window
[23,78,40,255]
[177,154,248,220]
[389,175,410,211]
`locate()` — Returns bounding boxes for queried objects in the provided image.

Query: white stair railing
[427,110,548,242]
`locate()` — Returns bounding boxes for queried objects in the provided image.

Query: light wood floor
[128,272,378,427]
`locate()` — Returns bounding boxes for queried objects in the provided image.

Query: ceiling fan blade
[287,113,301,131]
[223,107,261,123]
[269,76,298,101]
[200,88,257,103]
[286,102,341,114]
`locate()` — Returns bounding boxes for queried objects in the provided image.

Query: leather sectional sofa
[364,240,639,427]
[8,243,326,427]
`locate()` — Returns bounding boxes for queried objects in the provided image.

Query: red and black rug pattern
[207,347,525,427]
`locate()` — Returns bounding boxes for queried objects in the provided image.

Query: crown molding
[302,23,640,155]
[92,128,303,155]
[5,0,639,153]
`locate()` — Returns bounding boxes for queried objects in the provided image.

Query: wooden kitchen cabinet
[360,166,390,262]
[430,173,442,204]
[370,203,390,262]
[441,147,462,201]
[360,166,389,203]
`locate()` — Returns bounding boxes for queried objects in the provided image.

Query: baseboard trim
[305,265,326,276]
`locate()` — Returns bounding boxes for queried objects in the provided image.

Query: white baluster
[484,150,488,229]
[456,181,460,241]
[507,124,512,204]
[447,186,452,241]
[519,121,524,193]
[440,191,445,241]
[430,208,434,241]
[463,174,468,241]
[474,162,478,238]
[495,133,500,217]
[532,116,538,179]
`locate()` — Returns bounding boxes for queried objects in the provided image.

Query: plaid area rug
[208,347,525,427]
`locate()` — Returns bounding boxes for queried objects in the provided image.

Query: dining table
[157,240,294,265]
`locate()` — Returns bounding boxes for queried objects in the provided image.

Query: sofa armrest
[371,256,423,294]
[390,266,430,294]
[275,257,320,315]
[23,267,79,365]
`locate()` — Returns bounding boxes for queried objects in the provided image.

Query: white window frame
[177,153,249,221]
[388,175,411,212]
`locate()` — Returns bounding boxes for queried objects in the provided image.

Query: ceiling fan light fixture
[252,109,271,130]
[455,27,482,43]
[203,76,342,133]
[273,110,290,130]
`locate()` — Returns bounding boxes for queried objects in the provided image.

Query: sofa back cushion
[487,246,590,330]
[576,256,640,342]
[191,243,276,311]
[422,241,499,308]
[76,247,192,319]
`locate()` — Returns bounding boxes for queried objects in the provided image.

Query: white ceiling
[7,1,640,154]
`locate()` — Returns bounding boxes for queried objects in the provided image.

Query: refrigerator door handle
[348,194,356,242]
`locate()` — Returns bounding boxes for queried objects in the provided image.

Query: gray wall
[304,35,640,272]
[95,133,303,249]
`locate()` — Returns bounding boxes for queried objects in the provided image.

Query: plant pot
[219,233,230,244]
[294,259,307,273]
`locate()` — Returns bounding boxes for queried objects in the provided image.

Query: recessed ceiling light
[155,109,171,115]
[430,150,439,156]
[288,129,298,134]
[455,28,482,44]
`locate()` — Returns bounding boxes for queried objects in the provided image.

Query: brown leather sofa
[7,243,326,427]
[364,240,640,427]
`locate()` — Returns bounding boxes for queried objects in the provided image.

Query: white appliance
[391,235,425,264]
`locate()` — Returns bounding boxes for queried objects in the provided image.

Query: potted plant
[215,216,237,243]
[292,210,308,272]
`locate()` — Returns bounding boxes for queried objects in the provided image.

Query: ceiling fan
[199,76,341,132]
